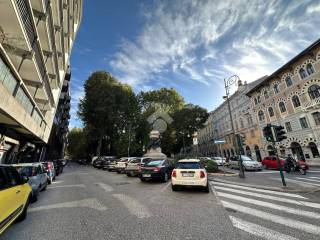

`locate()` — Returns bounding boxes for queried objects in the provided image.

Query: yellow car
[0,165,32,235]
[171,159,210,192]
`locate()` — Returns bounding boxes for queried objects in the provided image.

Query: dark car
[77,159,88,165]
[93,157,105,169]
[139,159,173,182]
[102,158,118,171]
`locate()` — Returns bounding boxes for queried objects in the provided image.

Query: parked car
[125,157,155,177]
[212,157,226,166]
[102,158,118,171]
[139,159,173,182]
[52,160,63,175]
[12,163,47,202]
[42,161,56,184]
[0,165,32,235]
[116,157,136,173]
[261,156,285,169]
[91,156,99,165]
[77,158,89,165]
[229,155,262,171]
[171,159,209,192]
[93,156,115,169]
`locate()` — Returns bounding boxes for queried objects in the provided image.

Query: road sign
[214,139,225,144]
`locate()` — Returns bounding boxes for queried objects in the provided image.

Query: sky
[69,0,320,128]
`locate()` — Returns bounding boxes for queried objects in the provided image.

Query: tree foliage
[67,128,87,159]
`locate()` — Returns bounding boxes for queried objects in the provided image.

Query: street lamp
[223,75,245,178]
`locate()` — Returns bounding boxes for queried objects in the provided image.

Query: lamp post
[223,75,245,178]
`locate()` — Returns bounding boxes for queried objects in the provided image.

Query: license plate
[143,174,151,177]
[182,173,194,177]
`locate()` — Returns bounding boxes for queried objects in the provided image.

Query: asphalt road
[2,163,320,240]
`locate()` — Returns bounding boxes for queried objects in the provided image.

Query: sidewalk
[209,171,320,193]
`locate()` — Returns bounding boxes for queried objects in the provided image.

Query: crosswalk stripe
[211,182,307,199]
[229,216,299,240]
[214,186,320,209]
[95,182,114,192]
[295,177,320,183]
[283,178,320,187]
[217,191,320,219]
[112,194,152,218]
[309,177,320,179]
[222,201,320,235]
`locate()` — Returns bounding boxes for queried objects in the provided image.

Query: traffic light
[263,125,274,142]
[274,125,287,142]
[236,134,246,147]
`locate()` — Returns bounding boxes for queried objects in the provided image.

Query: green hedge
[202,159,218,173]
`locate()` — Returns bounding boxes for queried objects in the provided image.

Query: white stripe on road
[229,216,299,240]
[95,182,114,192]
[295,177,320,183]
[52,180,64,184]
[214,186,320,209]
[222,201,320,236]
[29,198,107,212]
[280,178,320,187]
[309,177,320,179]
[211,182,307,199]
[217,191,320,219]
[49,184,86,189]
[112,194,152,219]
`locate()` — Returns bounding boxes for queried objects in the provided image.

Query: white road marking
[214,186,320,209]
[307,171,320,173]
[52,180,64,184]
[29,198,107,212]
[49,184,85,189]
[112,194,152,218]
[160,182,172,192]
[251,171,279,174]
[309,177,320,179]
[229,216,299,240]
[295,177,320,183]
[217,191,320,219]
[222,201,320,236]
[95,182,114,192]
[279,178,320,187]
[211,182,307,199]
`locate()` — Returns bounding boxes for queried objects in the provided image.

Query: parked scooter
[284,157,308,175]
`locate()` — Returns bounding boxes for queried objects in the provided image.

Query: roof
[10,163,42,167]
[178,159,200,163]
[246,38,320,96]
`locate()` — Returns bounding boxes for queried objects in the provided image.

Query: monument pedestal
[143,130,167,159]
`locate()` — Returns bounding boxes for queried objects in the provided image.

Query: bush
[203,160,218,173]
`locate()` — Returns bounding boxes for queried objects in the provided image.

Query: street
[2,164,320,240]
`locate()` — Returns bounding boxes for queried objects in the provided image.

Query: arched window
[292,95,301,108]
[258,110,265,122]
[312,112,320,125]
[309,142,320,158]
[254,98,258,105]
[273,84,280,94]
[257,95,261,103]
[308,84,320,100]
[279,102,286,113]
[264,90,269,99]
[306,63,315,75]
[285,76,293,87]
[299,68,308,79]
[268,107,274,117]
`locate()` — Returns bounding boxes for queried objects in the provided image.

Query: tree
[67,128,87,159]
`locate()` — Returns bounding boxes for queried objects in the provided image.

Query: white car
[229,155,262,171]
[212,157,226,166]
[171,159,209,192]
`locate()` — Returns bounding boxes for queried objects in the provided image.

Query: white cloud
[110,0,320,91]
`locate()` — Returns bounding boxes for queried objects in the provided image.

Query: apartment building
[0,0,82,163]
[247,39,320,165]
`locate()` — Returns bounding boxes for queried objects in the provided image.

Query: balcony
[303,97,320,110]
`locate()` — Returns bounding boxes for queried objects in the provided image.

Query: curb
[209,178,320,193]
[209,172,238,177]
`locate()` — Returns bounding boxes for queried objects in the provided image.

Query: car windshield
[142,158,153,164]
[241,155,254,161]
[214,157,223,160]
[146,160,164,166]
[176,162,201,169]
[16,166,34,177]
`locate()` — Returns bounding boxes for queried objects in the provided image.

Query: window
[258,110,265,122]
[309,142,320,158]
[240,118,244,128]
[5,168,21,187]
[273,84,280,94]
[279,102,286,113]
[299,117,309,129]
[250,129,255,137]
[247,115,253,125]
[268,107,274,117]
[308,84,320,100]
[306,63,315,75]
[285,76,293,87]
[292,95,301,108]
[254,98,258,105]
[264,90,269,99]
[285,122,292,132]
[299,68,308,79]
[257,95,261,103]
[312,112,320,125]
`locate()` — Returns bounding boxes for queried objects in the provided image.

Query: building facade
[0,0,82,163]
[198,77,266,161]
[247,39,320,166]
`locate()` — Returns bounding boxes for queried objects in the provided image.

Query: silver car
[229,155,262,171]
[13,163,48,201]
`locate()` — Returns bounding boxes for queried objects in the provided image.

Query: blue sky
[70,0,320,128]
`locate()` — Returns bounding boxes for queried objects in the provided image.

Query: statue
[143,130,167,158]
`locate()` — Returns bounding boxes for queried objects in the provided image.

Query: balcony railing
[15,0,54,106]
[303,98,320,109]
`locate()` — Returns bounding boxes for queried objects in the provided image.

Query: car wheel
[140,178,146,182]
[163,173,168,182]
[126,172,131,177]
[172,185,178,191]
[16,195,30,222]
[32,190,39,202]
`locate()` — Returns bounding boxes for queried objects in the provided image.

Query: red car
[261,156,285,169]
